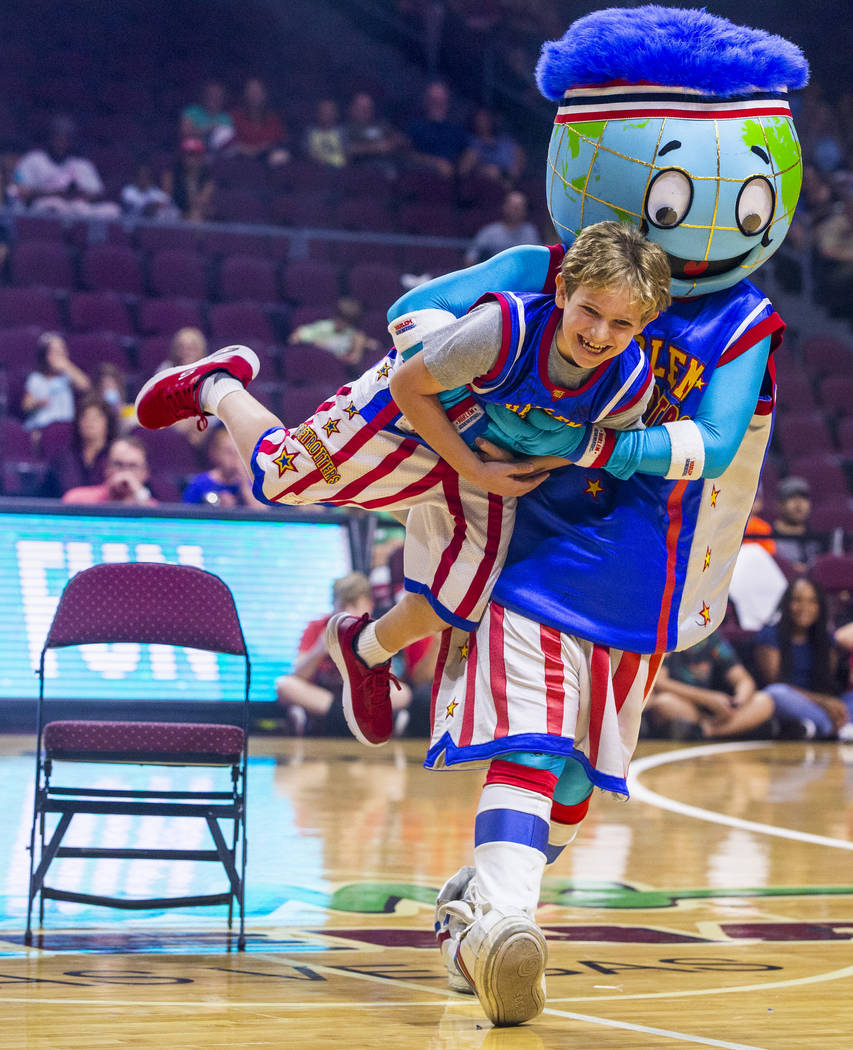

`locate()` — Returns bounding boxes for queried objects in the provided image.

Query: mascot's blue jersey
[493,278,783,653]
[468,292,652,431]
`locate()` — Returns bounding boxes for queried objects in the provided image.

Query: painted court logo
[295,424,341,484]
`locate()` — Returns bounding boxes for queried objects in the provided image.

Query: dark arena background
[0,2,852,1048]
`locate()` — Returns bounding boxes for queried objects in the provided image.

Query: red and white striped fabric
[252,359,515,630]
[426,603,663,794]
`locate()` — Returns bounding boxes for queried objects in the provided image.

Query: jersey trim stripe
[655,480,689,652]
[541,624,565,735]
[456,492,506,619]
[460,630,479,747]
[403,578,479,631]
[595,353,650,420]
[587,644,611,768]
[489,603,510,737]
[718,312,784,366]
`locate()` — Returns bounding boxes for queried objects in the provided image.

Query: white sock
[199,374,243,415]
[355,621,395,667]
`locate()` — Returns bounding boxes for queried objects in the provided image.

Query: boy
[135,222,671,745]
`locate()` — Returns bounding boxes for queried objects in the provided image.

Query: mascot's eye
[645,169,693,229]
[737,176,775,235]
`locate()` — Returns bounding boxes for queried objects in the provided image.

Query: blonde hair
[560,222,672,322]
[332,572,373,608]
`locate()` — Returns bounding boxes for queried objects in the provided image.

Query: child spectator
[754,577,853,739]
[121,161,179,221]
[183,424,260,507]
[288,297,381,369]
[21,331,91,433]
[94,362,137,434]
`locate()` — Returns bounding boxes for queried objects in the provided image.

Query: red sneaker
[325,613,396,747]
[134,345,260,431]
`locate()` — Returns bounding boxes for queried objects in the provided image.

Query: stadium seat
[67,290,135,336]
[147,248,209,299]
[136,296,205,336]
[10,240,74,289]
[80,244,145,296]
[218,254,279,303]
[25,562,250,949]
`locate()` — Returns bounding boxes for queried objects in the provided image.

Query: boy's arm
[389,355,550,498]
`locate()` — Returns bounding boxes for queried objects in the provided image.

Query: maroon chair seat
[43,720,244,764]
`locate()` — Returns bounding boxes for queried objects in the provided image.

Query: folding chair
[25,562,251,949]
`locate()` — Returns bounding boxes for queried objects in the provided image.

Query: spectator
[13,115,120,218]
[183,424,259,507]
[288,297,381,369]
[644,630,774,740]
[754,577,853,740]
[458,107,526,184]
[304,98,347,169]
[742,488,776,555]
[62,435,157,506]
[94,362,137,435]
[275,572,411,736]
[406,80,469,179]
[344,91,406,179]
[21,331,91,433]
[121,160,179,221]
[772,476,822,573]
[47,395,117,496]
[464,189,541,264]
[180,79,234,152]
[157,326,210,449]
[813,188,853,319]
[229,77,291,167]
[162,138,215,223]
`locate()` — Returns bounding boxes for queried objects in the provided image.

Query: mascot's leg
[436,751,563,1026]
[547,754,595,863]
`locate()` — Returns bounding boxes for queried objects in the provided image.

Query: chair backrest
[44,562,247,656]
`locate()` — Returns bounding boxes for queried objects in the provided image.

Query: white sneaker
[456,908,547,1027]
[435,866,478,994]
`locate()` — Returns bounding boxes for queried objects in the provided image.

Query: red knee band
[551,795,591,827]
[485,759,558,799]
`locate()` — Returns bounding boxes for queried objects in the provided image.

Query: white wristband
[388,308,457,354]
[663,420,705,480]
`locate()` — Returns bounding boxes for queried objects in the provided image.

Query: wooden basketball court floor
[1,734,851,1049]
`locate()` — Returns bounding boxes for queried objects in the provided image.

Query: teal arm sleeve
[482,403,589,457]
[602,336,772,480]
[387,244,553,320]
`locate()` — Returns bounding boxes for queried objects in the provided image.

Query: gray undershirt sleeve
[420,302,502,388]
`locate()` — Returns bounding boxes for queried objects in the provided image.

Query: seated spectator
[183,424,260,507]
[275,572,411,736]
[162,138,215,223]
[121,160,179,221]
[156,326,210,449]
[458,107,525,184]
[464,189,541,264]
[13,115,120,218]
[229,77,290,167]
[180,79,234,152]
[62,435,157,506]
[406,80,469,179]
[742,488,776,555]
[94,361,137,434]
[47,394,115,496]
[813,188,853,319]
[304,99,347,169]
[21,331,91,434]
[288,297,381,369]
[644,630,774,740]
[772,476,822,573]
[345,91,406,179]
[754,577,853,740]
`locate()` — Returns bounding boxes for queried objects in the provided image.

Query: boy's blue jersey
[366,289,651,456]
[493,278,784,654]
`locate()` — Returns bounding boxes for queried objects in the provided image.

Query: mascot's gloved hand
[483,403,588,457]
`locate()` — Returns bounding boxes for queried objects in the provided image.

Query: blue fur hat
[536,6,809,100]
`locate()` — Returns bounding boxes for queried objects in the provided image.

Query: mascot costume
[387,6,809,1027]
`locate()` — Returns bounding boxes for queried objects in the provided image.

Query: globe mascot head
[536,6,809,298]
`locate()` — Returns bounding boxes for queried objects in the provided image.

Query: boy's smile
[554,277,652,369]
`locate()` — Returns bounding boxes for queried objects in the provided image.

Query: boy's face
[554,276,652,369]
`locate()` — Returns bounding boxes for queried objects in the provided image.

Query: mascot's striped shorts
[425,603,664,795]
[249,353,515,631]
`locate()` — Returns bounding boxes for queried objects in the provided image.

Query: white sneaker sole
[471,917,547,1027]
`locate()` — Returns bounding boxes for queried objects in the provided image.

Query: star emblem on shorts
[703,546,711,571]
[446,698,458,718]
[376,362,392,379]
[698,601,712,626]
[710,484,720,507]
[273,448,299,476]
[344,402,359,419]
[584,478,603,499]
[321,418,340,437]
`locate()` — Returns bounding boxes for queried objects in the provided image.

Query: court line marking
[629,742,853,851]
[541,1007,768,1050]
